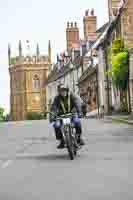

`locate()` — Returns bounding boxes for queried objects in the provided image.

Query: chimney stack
[66,21,80,51]
[48,40,52,63]
[8,43,11,65]
[36,43,40,57]
[18,40,22,57]
[83,9,97,41]
[108,0,121,18]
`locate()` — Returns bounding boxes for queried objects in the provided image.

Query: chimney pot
[75,22,77,28]
[85,9,89,16]
[91,9,94,16]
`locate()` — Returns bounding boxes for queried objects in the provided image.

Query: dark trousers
[53,116,82,141]
[54,126,82,140]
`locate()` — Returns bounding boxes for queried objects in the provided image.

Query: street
[0,119,132,200]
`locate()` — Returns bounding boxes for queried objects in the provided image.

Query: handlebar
[47,111,79,120]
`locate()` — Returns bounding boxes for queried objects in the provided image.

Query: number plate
[63,118,71,125]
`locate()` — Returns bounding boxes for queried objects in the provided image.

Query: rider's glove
[49,115,55,123]
[49,118,53,123]
[77,113,82,118]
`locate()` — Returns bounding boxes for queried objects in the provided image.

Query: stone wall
[121,0,133,48]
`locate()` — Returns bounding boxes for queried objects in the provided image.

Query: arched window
[33,75,40,89]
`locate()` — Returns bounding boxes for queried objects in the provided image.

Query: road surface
[0,119,132,200]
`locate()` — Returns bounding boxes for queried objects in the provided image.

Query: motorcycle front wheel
[65,126,76,160]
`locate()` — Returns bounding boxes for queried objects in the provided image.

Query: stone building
[47,9,99,108]
[79,16,123,115]
[83,9,97,41]
[8,41,52,121]
[78,65,98,112]
[107,0,133,114]
[78,0,133,115]
[108,0,133,48]
[78,10,103,113]
[47,19,82,105]
[47,49,82,109]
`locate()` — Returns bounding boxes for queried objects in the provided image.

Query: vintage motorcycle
[49,112,81,160]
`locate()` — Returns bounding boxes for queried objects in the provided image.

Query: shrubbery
[0,107,4,121]
[26,112,47,120]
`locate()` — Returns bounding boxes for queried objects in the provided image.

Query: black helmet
[57,83,68,92]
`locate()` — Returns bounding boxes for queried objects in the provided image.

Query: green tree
[111,51,129,90]
[109,38,129,112]
[0,107,4,121]
[111,38,125,56]
[4,114,10,121]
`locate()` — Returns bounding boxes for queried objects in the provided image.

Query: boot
[57,139,65,149]
[77,136,85,146]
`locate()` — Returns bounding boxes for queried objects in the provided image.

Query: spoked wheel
[65,126,76,160]
[72,130,78,156]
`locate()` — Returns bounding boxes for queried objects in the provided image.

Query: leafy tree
[108,38,129,112]
[0,107,4,121]
[111,51,129,90]
[111,38,125,56]
[4,114,10,122]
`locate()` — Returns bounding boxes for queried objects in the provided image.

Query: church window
[33,75,40,89]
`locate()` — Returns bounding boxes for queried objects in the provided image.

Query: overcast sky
[0,0,108,113]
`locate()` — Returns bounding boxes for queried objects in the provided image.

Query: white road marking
[0,140,36,169]
[2,160,13,169]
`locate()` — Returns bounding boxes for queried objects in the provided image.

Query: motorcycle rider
[49,84,85,149]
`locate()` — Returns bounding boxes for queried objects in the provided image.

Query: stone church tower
[8,41,52,121]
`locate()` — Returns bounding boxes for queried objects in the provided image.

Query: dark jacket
[50,93,80,116]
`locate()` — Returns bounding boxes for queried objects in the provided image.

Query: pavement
[0,119,132,200]
[104,115,133,125]
[86,109,98,118]
[86,109,133,125]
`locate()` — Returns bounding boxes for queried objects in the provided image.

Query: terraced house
[79,0,133,116]
[47,9,98,107]
[47,1,133,116]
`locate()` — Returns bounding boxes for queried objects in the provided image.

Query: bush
[3,114,10,122]
[111,51,129,90]
[0,107,4,121]
[26,112,47,120]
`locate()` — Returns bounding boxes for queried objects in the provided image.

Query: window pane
[33,75,40,89]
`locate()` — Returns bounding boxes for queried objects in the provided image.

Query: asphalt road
[0,119,132,200]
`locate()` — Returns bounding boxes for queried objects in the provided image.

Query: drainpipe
[96,65,100,117]
[104,44,111,115]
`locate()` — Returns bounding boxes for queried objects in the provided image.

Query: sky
[0,0,109,113]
